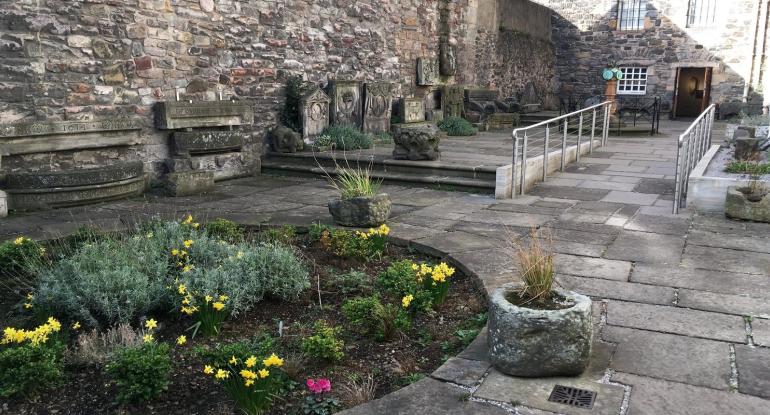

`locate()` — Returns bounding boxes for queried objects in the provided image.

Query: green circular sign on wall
[602,69,615,81]
[613,68,624,80]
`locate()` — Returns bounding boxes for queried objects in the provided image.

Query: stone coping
[0,118,142,139]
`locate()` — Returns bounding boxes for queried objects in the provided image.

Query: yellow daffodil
[192,223,200,229]
[47,317,61,332]
[176,335,187,345]
[26,293,33,300]
[205,295,213,303]
[13,236,25,245]
[39,247,46,255]
[215,369,229,379]
[180,250,188,257]
[219,295,229,301]
[72,322,81,330]
[258,368,269,378]
[183,214,194,224]
[178,284,187,295]
[236,251,244,259]
[204,365,214,374]
[171,249,180,256]
[229,355,238,365]
[182,265,194,273]
[240,369,257,379]
[212,302,225,311]
[23,303,32,309]
[244,379,255,387]
[402,294,414,308]
[182,297,191,305]
[143,334,154,343]
[146,232,154,239]
[145,319,158,330]
[263,353,284,367]
[245,356,257,368]
[183,239,194,248]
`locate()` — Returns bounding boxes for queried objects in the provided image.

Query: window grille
[687,0,717,28]
[617,67,648,95]
[618,0,647,31]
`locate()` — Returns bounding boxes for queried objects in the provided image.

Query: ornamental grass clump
[331,167,381,200]
[438,116,478,136]
[0,235,46,282]
[512,229,555,304]
[0,317,65,398]
[203,352,287,415]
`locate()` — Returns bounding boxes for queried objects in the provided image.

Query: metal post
[543,124,550,180]
[681,135,691,207]
[673,139,682,214]
[576,113,584,163]
[561,118,568,171]
[512,134,519,197]
[521,132,528,195]
[590,109,597,153]
[603,104,610,146]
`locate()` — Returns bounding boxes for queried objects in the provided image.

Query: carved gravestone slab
[328,80,362,127]
[400,98,425,124]
[171,131,244,157]
[416,58,439,86]
[0,118,143,156]
[442,85,464,118]
[363,82,394,135]
[154,101,254,129]
[301,88,331,139]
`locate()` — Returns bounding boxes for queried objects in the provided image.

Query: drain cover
[547,385,597,409]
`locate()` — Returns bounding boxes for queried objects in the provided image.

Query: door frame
[672,66,713,118]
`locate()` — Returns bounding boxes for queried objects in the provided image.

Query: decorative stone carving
[154,100,254,129]
[399,98,425,124]
[442,85,464,118]
[328,194,392,227]
[172,131,243,157]
[725,186,770,223]
[301,88,330,140]
[0,118,142,156]
[363,82,394,135]
[269,126,305,153]
[416,58,438,86]
[4,162,145,211]
[328,80,363,127]
[439,42,456,76]
[392,123,440,161]
[464,88,517,123]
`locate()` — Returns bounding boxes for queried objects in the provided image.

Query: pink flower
[306,378,332,394]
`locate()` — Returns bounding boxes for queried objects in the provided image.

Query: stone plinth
[165,171,215,196]
[154,100,254,129]
[392,123,440,161]
[4,162,145,211]
[328,194,392,227]
[399,98,425,124]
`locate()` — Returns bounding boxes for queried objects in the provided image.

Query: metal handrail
[511,101,613,197]
[673,104,716,214]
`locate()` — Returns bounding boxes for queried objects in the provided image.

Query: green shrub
[321,226,389,261]
[373,132,392,143]
[331,270,372,296]
[377,260,420,297]
[280,75,312,132]
[301,321,344,362]
[438,116,478,136]
[205,218,244,242]
[309,223,334,241]
[260,225,296,245]
[106,341,172,403]
[321,124,373,150]
[342,296,407,341]
[194,334,276,367]
[0,341,64,398]
[0,236,44,280]
[725,161,770,175]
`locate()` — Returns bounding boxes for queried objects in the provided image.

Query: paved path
[2,124,770,414]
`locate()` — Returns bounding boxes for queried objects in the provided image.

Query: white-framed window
[618,0,647,31]
[617,67,648,95]
[687,0,717,28]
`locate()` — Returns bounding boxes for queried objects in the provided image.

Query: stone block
[604,230,684,264]
[431,357,490,387]
[399,97,425,124]
[165,171,215,196]
[735,137,760,161]
[154,100,254,129]
[0,118,143,156]
[172,130,243,156]
[392,122,439,161]
[268,126,304,153]
[416,57,438,86]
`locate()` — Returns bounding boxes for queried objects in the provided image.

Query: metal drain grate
[547,385,597,409]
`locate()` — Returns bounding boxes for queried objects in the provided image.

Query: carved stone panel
[328,80,362,128]
[439,42,456,76]
[154,100,254,129]
[400,98,425,124]
[442,85,464,118]
[416,58,439,86]
[171,131,244,157]
[0,118,143,156]
[363,82,394,135]
[300,88,331,139]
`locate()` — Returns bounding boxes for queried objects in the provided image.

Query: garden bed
[1,219,486,415]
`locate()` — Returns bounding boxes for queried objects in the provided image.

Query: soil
[2,234,486,415]
[504,290,574,311]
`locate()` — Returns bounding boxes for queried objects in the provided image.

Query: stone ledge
[7,176,145,211]
[4,161,145,189]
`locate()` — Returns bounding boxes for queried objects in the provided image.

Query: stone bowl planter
[488,283,593,377]
[328,193,392,227]
[725,186,770,223]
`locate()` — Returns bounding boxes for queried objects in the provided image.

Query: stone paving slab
[412,231,500,256]
[460,209,554,228]
[750,318,770,346]
[735,345,770,399]
[570,201,624,214]
[559,211,613,224]
[604,230,684,264]
[530,185,610,201]
[557,274,676,305]
[682,245,770,275]
[677,289,770,318]
[555,253,632,281]
[606,300,747,342]
[602,326,732,390]
[631,264,770,296]
[551,240,606,257]
[600,190,659,205]
[623,214,691,235]
[612,372,770,415]
[431,357,491,387]
[687,229,770,254]
[473,368,625,415]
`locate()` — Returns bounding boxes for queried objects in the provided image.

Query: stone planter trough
[328,193,391,227]
[488,283,593,377]
[725,186,770,223]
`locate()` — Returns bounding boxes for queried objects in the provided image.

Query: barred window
[618,0,647,31]
[617,67,648,95]
[687,0,717,28]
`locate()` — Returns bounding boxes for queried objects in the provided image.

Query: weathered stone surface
[531,185,610,201]
[7,175,145,211]
[0,190,7,217]
[555,253,632,281]
[600,190,659,205]
[623,213,690,235]
[687,229,770,254]
[677,289,770,318]
[392,123,440,161]
[603,325,731,390]
[604,230,684,264]
[439,41,456,76]
[606,300,746,342]
[154,100,254,129]
[734,345,770,398]
[431,357,490,386]
[328,80,362,127]
[442,85,464,118]
[416,57,438,86]
[0,118,143,156]
[474,368,625,415]
[300,88,330,140]
[269,126,304,153]
[414,231,499,257]
[725,186,770,223]
[4,161,144,189]
[612,372,770,415]
[399,98,425,124]
[363,82,393,135]
[328,193,391,227]
[488,284,593,377]
[735,137,760,161]
[557,274,676,305]
[165,171,215,196]
[172,131,243,156]
[682,244,770,275]
[750,318,770,346]
[632,263,770,295]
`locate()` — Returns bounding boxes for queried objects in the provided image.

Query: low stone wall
[687,145,754,213]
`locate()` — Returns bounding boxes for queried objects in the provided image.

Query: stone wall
[535,0,768,112]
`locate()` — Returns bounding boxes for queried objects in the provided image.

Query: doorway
[673,67,712,117]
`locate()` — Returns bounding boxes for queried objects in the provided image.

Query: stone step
[261,161,495,193]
